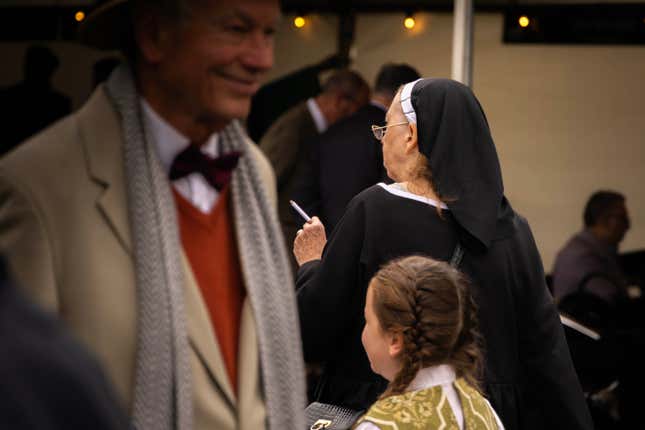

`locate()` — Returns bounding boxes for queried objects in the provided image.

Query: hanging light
[294,15,306,29]
[75,10,86,22]
[404,14,416,30]
[518,15,530,28]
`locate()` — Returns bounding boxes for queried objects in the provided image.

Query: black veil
[409,78,513,252]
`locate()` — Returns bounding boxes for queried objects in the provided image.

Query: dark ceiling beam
[281,0,509,13]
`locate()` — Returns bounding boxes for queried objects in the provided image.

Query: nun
[293,78,593,430]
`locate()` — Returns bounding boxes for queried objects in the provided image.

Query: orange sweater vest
[173,187,245,394]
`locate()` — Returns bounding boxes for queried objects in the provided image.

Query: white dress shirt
[140,99,221,214]
[306,98,328,133]
[355,364,505,430]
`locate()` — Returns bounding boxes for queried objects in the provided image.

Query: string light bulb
[75,10,85,22]
[518,16,530,28]
[294,16,306,29]
[404,15,416,30]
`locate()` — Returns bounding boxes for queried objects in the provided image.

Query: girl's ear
[388,330,404,358]
[404,122,419,155]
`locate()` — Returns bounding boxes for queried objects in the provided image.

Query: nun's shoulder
[333,184,392,223]
[348,183,394,207]
[492,198,540,251]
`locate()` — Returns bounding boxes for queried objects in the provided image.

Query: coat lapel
[77,86,132,254]
[181,252,236,409]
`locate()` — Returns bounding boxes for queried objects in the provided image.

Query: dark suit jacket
[294,103,388,234]
[259,102,319,246]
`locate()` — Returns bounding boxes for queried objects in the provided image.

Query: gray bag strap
[450,243,465,269]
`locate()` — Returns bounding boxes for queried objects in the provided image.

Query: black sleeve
[296,197,367,362]
[514,220,593,430]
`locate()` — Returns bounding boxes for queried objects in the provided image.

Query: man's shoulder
[269,101,309,128]
[261,102,312,136]
[317,106,383,154]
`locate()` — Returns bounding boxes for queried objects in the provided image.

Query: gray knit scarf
[105,65,305,430]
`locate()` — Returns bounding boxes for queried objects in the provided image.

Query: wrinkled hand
[293,216,327,266]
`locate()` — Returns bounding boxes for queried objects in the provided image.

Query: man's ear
[404,122,419,155]
[134,10,170,64]
[388,330,404,358]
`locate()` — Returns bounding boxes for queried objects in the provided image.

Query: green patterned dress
[353,366,503,430]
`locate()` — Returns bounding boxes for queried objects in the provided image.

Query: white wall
[1,12,643,269]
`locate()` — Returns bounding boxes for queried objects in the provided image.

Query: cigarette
[289,200,311,222]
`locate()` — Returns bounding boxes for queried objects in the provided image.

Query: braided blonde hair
[371,255,483,398]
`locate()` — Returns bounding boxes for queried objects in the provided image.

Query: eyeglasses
[371,122,408,141]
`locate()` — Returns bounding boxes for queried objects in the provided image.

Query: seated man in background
[552,190,631,307]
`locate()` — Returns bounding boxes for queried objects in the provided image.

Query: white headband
[400,78,422,124]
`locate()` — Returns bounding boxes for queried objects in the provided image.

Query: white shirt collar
[306,98,328,134]
[140,98,219,174]
[407,364,457,392]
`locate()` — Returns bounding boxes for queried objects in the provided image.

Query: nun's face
[382,94,414,182]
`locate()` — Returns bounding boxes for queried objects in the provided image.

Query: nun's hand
[293,216,327,266]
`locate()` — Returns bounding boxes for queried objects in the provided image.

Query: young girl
[354,255,504,430]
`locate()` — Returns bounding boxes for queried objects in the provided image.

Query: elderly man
[0,1,305,430]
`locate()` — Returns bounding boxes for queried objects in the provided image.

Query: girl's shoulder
[454,379,505,430]
[354,380,504,430]
[354,386,455,430]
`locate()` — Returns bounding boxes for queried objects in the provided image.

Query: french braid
[371,255,483,399]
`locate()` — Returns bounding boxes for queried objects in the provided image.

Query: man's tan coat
[0,87,278,429]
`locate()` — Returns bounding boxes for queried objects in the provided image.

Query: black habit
[297,79,592,430]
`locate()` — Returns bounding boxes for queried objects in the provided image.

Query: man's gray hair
[321,69,369,102]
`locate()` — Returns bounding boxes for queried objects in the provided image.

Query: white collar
[378,182,448,209]
[407,364,457,392]
[306,98,328,134]
[140,98,220,174]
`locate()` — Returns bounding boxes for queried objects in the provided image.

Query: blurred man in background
[260,69,369,269]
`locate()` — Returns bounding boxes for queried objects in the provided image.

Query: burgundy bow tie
[169,144,242,191]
